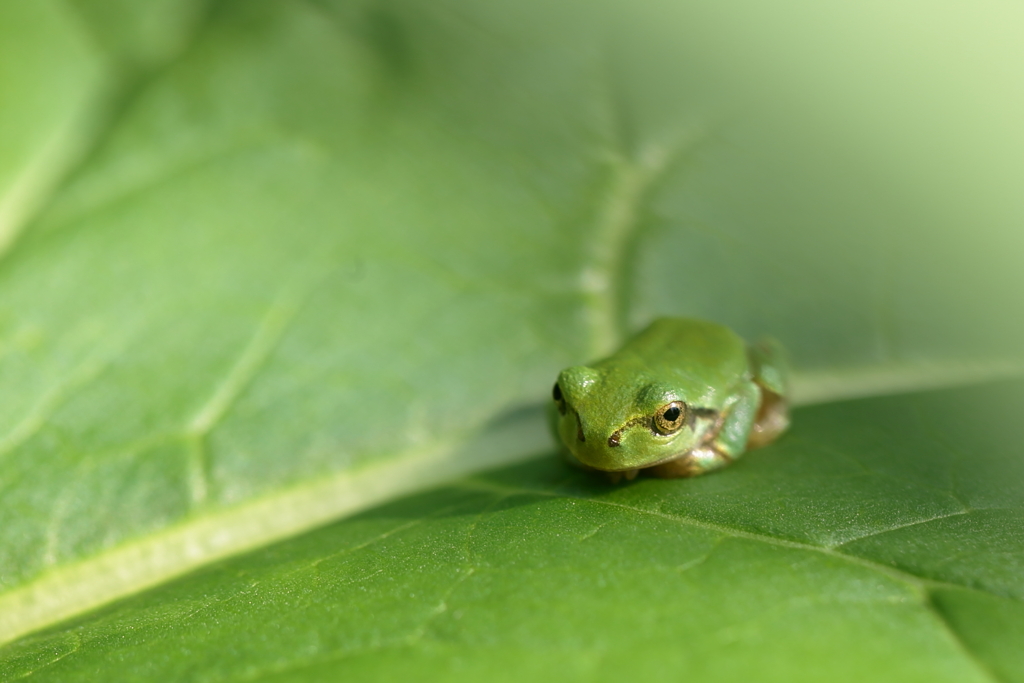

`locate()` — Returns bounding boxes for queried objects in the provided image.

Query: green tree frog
[550,318,790,482]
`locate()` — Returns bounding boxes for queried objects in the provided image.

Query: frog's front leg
[647,381,761,478]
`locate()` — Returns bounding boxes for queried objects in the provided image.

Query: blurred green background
[1,0,1022,680]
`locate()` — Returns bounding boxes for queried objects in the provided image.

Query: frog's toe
[647,459,695,478]
[605,468,639,484]
[648,448,730,478]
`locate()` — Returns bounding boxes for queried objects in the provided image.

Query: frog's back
[600,318,750,406]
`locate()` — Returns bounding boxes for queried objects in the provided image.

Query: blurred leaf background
[1,0,1023,680]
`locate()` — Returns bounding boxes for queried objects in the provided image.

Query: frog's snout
[561,411,624,470]
[562,407,596,449]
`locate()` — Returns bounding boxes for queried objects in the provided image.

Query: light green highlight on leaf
[790,359,1024,406]
[0,407,549,648]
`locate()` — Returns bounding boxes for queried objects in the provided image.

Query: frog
[550,318,790,483]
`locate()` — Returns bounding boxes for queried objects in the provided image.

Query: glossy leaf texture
[2,0,1024,677]
[4,381,1024,682]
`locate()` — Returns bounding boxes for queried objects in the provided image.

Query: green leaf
[0,1,104,254]
[2,0,1024,678]
[4,381,1024,682]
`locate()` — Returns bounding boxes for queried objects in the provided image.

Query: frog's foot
[747,387,790,450]
[605,468,640,484]
[646,447,732,478]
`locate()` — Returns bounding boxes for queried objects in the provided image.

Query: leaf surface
[4,381,1023,682]
[1,0,1024,675]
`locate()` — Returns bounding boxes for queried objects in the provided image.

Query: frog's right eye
[552,383,566,415]
[653,401,686,434]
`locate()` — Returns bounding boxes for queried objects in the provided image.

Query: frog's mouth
[568,443,695,472]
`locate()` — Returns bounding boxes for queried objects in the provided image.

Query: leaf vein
[833,510,973,547]
[0,356,112,465]
[183,286,308,505]
[456,479,1022,600]
[580,137,694,358]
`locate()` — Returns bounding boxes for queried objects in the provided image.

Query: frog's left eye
[653,401,686,434]
[552,382,567,415]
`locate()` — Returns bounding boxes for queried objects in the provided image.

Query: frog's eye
[653,401,686,434]
[552,382,566,415]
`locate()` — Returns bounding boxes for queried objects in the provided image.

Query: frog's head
[551,364,704,472]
